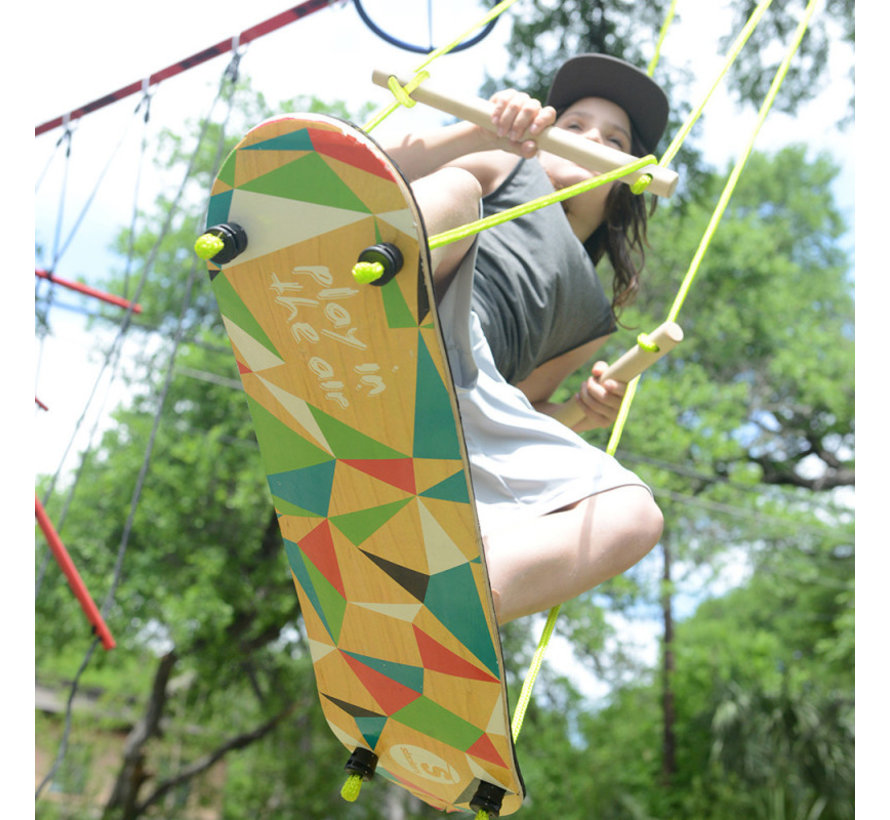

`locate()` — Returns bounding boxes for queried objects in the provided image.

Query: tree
[489,0,853,115]
[483,0,854,201]
[723,0,854,120]
[552,143,853,817]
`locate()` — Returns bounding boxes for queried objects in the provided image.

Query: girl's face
[539,96,633,240]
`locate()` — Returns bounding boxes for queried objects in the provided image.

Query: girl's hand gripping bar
[372,69,679,198]
[553,321,684,428]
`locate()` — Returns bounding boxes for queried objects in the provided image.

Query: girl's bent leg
[483,486,663,624]
[410,167,482,300]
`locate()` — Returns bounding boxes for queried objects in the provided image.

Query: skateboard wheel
[195,222,247,264]
[469,780,506,818]
[354,242,403,286]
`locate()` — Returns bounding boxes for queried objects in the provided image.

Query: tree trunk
[102,650,178,820]
[660,535,676,784]
[101,644,300,820]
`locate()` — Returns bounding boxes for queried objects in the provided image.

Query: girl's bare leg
[410,167,482,300]
[483,486,663,623]
[410,169,662,624]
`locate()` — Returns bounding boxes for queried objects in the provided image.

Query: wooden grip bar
[372,69,679,198]
[553,321,684,428]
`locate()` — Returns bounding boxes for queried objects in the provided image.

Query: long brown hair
[583,131,654,319]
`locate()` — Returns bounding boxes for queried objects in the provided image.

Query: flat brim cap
[545,54,669,153]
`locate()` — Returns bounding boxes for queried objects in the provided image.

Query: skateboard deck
[199,113,524,816]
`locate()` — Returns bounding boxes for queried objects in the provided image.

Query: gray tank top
[470,159,615,384]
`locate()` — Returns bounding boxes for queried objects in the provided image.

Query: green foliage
[568,536,853,819]
[723,0,854,119]
[543,142,852,817]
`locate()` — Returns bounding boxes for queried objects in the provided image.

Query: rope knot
[386,70,431,108]
[352,260,384,284]
[636,332,660,353]
[630,173,653,195]
[630,155,657,195]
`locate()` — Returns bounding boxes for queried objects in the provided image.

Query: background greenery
[35,1,853,817]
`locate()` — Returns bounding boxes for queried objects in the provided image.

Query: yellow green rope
[340,773,363,802]
[194,232,224,261]
[413,0,521,76]
[363,72,431,132]
[352,260,385,284]
[605,375,642,457]
[428,154,656,250]
[647,0,678,77]
[658,0,775,171]
[509,0,822,746]
[363,0,521,133]
[667,0,822,323]
[510,603,561,741]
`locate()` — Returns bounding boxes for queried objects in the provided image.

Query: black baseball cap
[545,54,669,153]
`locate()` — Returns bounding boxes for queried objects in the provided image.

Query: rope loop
[386,70,431,109]
[630,173,653,195]
[223,35,244,84]
[58,114,75,154]
[136,79,154,123]
[636,332,660,353]
[341,773,363,802]
[352,260,384,284]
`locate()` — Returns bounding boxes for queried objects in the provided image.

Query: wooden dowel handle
[372,69,679,198]
[553,321,684,428]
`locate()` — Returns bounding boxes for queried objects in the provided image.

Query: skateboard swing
[196,71,681,819]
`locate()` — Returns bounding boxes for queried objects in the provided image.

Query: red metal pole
[35,269,142,314]
[35,0,338,136]
[35,496,116,650]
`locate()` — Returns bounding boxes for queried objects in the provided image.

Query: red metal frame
[35,268,142,314]
[35,496,116,650]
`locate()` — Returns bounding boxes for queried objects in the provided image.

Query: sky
[16,0,881,800]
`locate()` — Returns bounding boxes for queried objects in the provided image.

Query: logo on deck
[389,744,461,785]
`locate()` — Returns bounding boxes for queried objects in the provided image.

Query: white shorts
[436,244,649,536]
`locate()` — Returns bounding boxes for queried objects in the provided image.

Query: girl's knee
[595,485,663,558]
[412,166,482,230]
[411,168,482,298]
[630,492,663,554]
[646,497,664,543]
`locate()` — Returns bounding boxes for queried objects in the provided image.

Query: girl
[381,54,668,624]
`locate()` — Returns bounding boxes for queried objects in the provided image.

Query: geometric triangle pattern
[203,113,523,815]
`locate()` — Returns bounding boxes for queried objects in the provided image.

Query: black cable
[352,0,500,54]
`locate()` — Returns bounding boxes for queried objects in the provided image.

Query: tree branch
[134,701,300,816]
[751,454,854,491]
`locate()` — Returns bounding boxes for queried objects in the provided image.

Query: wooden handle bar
[553,321,684,428]
[372,69,678,198]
